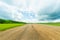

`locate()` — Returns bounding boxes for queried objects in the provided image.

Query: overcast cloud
[0,0,60,23]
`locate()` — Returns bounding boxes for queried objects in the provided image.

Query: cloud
[0,0,60,23]
[0,1,39,23]
[38,0,60,22]
[0,1,23,20]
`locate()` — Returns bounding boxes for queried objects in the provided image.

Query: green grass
[0,24,25,31]
[41,23,60,26]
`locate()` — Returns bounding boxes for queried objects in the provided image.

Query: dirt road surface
[0,24,60,40]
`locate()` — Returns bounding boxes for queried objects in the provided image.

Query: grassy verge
[41,23,60,26]
[0,24,25,31]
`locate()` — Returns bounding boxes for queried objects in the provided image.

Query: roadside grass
[41,23,60,26]
[0,24,25,31]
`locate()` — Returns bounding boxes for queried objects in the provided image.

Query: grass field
[42,23,60,26]
[0,24,25,31]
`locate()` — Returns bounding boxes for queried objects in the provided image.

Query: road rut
[0,24,60,40]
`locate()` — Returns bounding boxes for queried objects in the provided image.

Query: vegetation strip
[41,23,60,26]
[0,24,25,31]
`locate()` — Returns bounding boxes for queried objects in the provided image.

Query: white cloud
[0,1,24,20]
[0,0,60,23]
[0,1,39,23]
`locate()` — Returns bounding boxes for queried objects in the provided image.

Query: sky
[0,0,60,23]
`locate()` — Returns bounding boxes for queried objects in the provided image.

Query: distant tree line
[0,19,26,24]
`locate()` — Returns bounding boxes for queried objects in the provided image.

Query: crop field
[42,23,60,26]
[0,24,24,31]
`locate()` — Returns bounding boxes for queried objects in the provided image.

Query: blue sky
[0,0,60,23]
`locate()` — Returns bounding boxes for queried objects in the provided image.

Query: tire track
[31,25,43,40]
[7,26,28,40]
[32,25,53,40]
[15,26,29,40]
[0,25,28,40]
[0,24,60,40]
[15,24,41,40]
[33,24,60,40]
